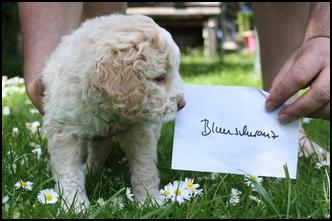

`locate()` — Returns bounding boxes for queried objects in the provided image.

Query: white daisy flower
[183,178,202,197]
[12,127,19,136]
[32,145,42,160]
[244,174,263,189]
[229,188,241,206]
[193,188,203,198]
[96,198,106,206]
[229,196,240,206]
[249,195,261,204]
[2,195,10,204]
[315,160,330,169]
[125,187,134,202]
[170,181,191,204]
[210,173,220,180]
[160,183,175,202]
[26,121,41,134]
[183,178,199,192]
[37,189,59,204]
[3,106,10,116]
[29,108,39,115]
[15,180,33,191]
[230,188,242,197]
[110,197,124,210]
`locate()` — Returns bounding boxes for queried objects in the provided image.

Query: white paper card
[172,85,299,179]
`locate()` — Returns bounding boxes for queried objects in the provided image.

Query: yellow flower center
[45,193,53,201]
[187,182,193,188]
[163,191,170,197]
[21,181,27,187]
[175,189,182,196]
[251,176,257,181]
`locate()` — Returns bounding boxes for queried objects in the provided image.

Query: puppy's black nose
[177,98,186,110]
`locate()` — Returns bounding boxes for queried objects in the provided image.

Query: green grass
[2,51,330,218]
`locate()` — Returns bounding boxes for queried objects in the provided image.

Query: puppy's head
[91,15,185,122]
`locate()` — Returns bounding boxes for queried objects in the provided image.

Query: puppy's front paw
[134,187,162,207]
[59,188,90,213]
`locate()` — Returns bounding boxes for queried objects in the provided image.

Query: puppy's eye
[154,74,166,83]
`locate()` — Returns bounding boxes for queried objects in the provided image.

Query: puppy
[41,14,185,210]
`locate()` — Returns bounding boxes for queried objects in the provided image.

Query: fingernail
[279,114,290,124]
[265,101,275,112]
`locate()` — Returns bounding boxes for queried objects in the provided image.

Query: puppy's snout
[177,98,186,110]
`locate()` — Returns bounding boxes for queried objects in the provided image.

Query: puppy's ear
[91,42,147,116]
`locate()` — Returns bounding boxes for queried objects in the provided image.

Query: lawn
[2,51,330,219]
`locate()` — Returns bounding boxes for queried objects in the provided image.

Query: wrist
[304,2,330,42]
[305,35,330,43]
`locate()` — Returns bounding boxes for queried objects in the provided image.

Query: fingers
[307,102,330,120]
[265,48,324,112]
[269,53,297,90]
[308,102,330,120]
[277,67,330,123]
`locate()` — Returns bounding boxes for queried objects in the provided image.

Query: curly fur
[41,14,184,211]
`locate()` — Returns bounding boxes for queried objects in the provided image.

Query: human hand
[25,74,45,115]
[265,36,330,123]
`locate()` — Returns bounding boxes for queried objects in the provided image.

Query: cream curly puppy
[42,14,185,210]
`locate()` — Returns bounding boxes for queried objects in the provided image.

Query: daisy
[29,108,39,115]
[3,106,10,116]
[249,195,261,204]
[229,188,241,206]
[230,188,241,197]
[26,121,40,134]
[170,181,191,204]
[160,183,175,202]
[183,178,199,192]
[15,180,33,191]
[12,127,19,136]
[125,187,134,202]
[110,197,124,210]
[244,174,263,189]
[2,195,10,204]
[183,178,202,197]
[96,198,106,206]
[32,145,42,160]
[210,173,220,180]
[315,160,330,169]
[37,189,59,204]
[229,196,240,206]
[193,188,203,198]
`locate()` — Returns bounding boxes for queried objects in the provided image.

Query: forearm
[304,2,330,41]
[18,2,83,113]
[18,2,83,92]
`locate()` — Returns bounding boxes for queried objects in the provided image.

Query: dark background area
[2,2,23,78]
[2,2,251,79]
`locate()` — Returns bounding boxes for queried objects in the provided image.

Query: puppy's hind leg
[85,138,112,174]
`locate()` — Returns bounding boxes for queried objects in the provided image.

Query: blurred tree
[2,2,23,77]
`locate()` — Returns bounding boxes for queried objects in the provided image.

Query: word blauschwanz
[200,119,279,140]
[172,85,299,179]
